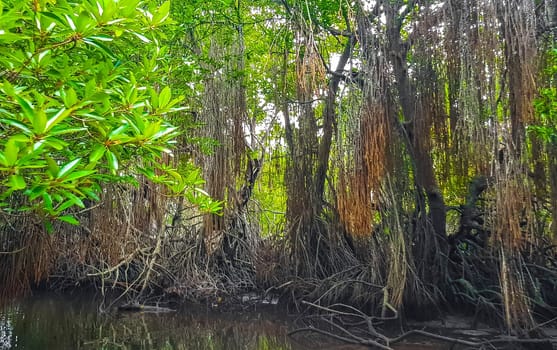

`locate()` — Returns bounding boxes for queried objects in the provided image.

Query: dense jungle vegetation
[1,0,557,346]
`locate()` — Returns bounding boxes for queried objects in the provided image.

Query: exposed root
[290,300,557,350]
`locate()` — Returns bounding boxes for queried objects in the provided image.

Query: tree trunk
[314,36,356,208]
[385,4,447,239]
[549,145,557,242]
[546,0,557,36]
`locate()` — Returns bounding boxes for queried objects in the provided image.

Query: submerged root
[290,300,557,350]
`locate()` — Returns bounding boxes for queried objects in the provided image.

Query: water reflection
[0,308,15,349]
[0,294,450,350]
[0,293,300,350]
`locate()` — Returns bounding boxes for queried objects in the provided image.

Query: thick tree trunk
[380,5,449,314]
[385,4,447,238]
[314,36,355,207]
[282,11,356,276]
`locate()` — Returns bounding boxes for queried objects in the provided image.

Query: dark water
[0,293,336,350]
[0,293,447,350]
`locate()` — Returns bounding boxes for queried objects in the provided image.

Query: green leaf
[106,150,118,173]
[144,121,161,138]
[63,88,78,108]
[89,144,106,162]
[108,124,128,139]
[10,134,29,143]
[15,96,42,131]
[57,158,81,179]
[152,126,179,140]
[62,191,85,208]
[42,192,53,212]
[0,79,15,96]
[152,1,170,25]
[166,169,181,180]
[54,192,85,214]
[33,110,47,134]
[58,215,80,225]
[159,86,171,107]
[61,170,96,182]
[46,156,59,177]
[0,118,32,134]
[15,97,34,118]
[9,174,26,190]
[64,14,76,30]
[130,31,151,43]
[37,49,51,64]
[84,79,97,97]
[32,139,45,152]
[55,200,75,214]
[50,127,87,136]
[0,30,21,43]
[81,187,100,201]
[26,185,47,200]
[88,34,113,42]
[83,37,117,59]
[45,107,71,131]
[45,137,68,150]
[75,11,95,33]
[4,139,19,166]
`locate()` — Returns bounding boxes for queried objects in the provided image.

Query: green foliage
[0,0,219,229]
[252,147,287,236]
[530,48,557,143]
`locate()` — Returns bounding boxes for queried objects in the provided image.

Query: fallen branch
[118,302,175,313]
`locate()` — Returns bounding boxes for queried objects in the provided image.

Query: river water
[0,293,448,350]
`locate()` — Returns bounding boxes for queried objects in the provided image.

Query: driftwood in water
[118,302,175,313]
